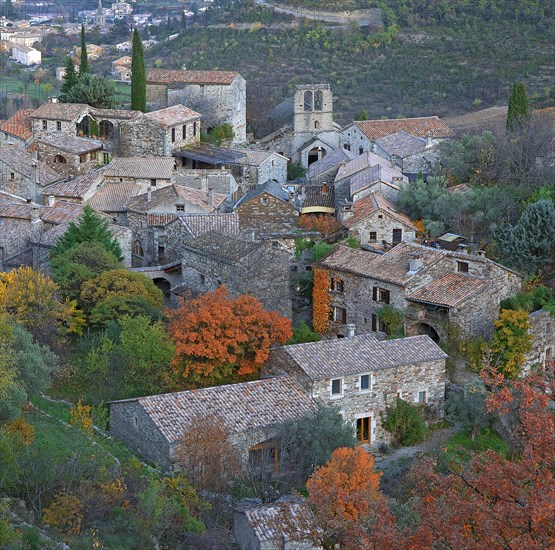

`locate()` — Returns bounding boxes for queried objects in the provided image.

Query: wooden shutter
[372,286,377,301]
[371,314,377,331]
[384,289,391,304]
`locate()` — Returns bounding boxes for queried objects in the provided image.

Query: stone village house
[316,243,522,342]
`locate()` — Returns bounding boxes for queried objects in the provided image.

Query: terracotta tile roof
[0,200,94,225]
[182,230,263,263]
[0,191,26,204]
[112,376,315,445]
[144,104,202,127]
[0,108,34,141]
[308,147,356,179]
[43,167,106,199]
[87,182,142,212]
[345,193,417,230]
[126,184,226,213]
[147,68,240,86]
[300,184,335,211]
[37,133,102,154]
[353,117,454,140]
[31,102,88,122]
[280,334,447,380]
[171,212,240,236]
[90,107,140,120]
[0,145,62,186]
[318,242,444,286]
[104,157,175,180]
[376,131,428,158]
[228,148,281,166]
[147,213,179,226]
[406,272,488,308]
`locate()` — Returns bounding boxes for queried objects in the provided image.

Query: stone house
[146,68,247,144]
[124,184,227,267]
[263,333,447,445]
[339,116,453,156]
[334,151,408,206]
[341,193,417,248]
[174,169,239,202]
[108,376,316,469]
[230,149,289,187]
[234,180,299,235]
[234,496,321,550]
[111,55,131,81]
[0,108,35,147]
[177,231,292,319]
[523,310,554,373]
[36,134,102,177]
[42,167,106,204]
[308,147,356,185]
[316,243,522,342]
[0,145,62,200]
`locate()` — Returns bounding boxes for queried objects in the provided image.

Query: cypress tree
[131,28,146,112]
[60,57,78,95]
[506,82,529,132]
[79,25,89,76]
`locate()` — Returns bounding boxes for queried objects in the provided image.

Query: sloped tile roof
[0,191,26,204]
[235,180,291,208]
[37,133,102,154]
[335,151,399,182]
[308,147,356,179]
[125,184,226,213]
[318,242,444,286]
[376,131,429,158]
[300,184,335,210]
[113,376,315,445]
[182,230,263,262]
[406,272,488,308]
[353,116,454,140]
[147,68,240,85]
[172,212,240,236]
[0,145,62,185]
[87,182,142,212]
[228,148,283,166]
[0,108,34,140]
[0,200,96,225]
[104,157,175,180]
[345,193,417,230]
[90,107,141,120]
[281,334,447,380]
[144,104,202,127]
[31,102,88,122]
[43,167,106,199]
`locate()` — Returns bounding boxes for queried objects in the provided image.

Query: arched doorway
[308,146,326,166]
[418,323,440,343]
[153,277,171,302]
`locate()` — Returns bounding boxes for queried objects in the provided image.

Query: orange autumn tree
[312,268,331,333]
[167,287,292,386]
[298,214,342,237]
[306,447,381,547]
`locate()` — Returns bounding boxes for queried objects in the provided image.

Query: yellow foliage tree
[43,494,83,535]
[70,400,94,437]
[312,268,331,333]
[5,417,35,446]
[491,309,532,378]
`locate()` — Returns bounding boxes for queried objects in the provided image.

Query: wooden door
[356,417,371,444]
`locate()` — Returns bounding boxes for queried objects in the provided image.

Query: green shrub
[287,162,307,181]
[312,242,334,261]
[377,305,404,338]
[287,322,320,345]
[382,398,427,447]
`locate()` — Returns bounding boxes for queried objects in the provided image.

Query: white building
[10,44,41,66]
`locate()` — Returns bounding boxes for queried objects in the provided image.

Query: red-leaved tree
[167,287,292,386]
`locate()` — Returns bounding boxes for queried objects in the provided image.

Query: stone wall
[36,143,99,178]
[31,118,75,140]
[0,219,36,263]
[523,310,554,373]
[344,210,416,247]
[175,169,238,199]
[109,400,172,468]
[126,211,156,267]
[293,84,334,134]
[339,125,373,156]
[119,116,166,157]
[236,192,299,233]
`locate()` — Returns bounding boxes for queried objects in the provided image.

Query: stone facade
[523,310,554,374]
[35,138,101,178]
[174,169,239,200]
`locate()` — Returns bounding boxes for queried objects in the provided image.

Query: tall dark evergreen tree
[60,57,78,96]
[130,28,146,112]
[79,24,89,76]
[506,82,530,132]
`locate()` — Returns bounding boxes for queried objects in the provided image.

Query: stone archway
[153,277,171,303]
[418,323,440,343]
[308,146,326,166]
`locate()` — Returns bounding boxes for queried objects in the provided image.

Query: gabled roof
[376,131,429,158]
[37,133,102,154]
[349,165,404,196]
[43,167,106,199]
[182,231,263,263]
[235,180,291,208]
[165,212,240,236]
[144,104,202,127]
[406,272,488,308]
[352,116,454,141]
[125,184,226,213]
[0,108,34,141]
[335,151,402,182]
[175,143,246,165]
[147,68,240,86]
[31,102,88,122]
[0,200,95,225]
[345,193,417,230]
[278,334,446,380]
[0,145,62,186]
[228,148,286,166]
[308,147,356,179]
[87,182,142,212]
[104,157,175,180]
[110,376,315,445]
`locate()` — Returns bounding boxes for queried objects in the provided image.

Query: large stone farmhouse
[316,243,522,341]
[146,68,247,144]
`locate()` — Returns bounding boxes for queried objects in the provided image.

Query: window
[9,172,14,181]
[369,231,377,242]
[176,204,185,212]
[371,314,386,333]
[418,390,427,404]
[305,265,312,271]
[303,90,313,111]
[200,274,206,284]
[133,240,143,257]
[99,120,114,139]
[314,89,323,111]
[56,121,61,131]
[331,279,344,292]
[546,347,552,360]
[182,124,187,139]
[42,120,47,130]
[392,228,402,243]
[249,441,279,474]
[53,154,67,164]
[344,143,351,151]
[377,214,383,219]
[359,147,364,155]
[331,378,342,396]
[314,120,320,130]
[372,287,390,304]
[360,374,370,391]
[171,127,176,142]
[457,261,469,273]
[102,152,111,164]
[79,154,87,163]
[150,178,157,187]
[90,151,97,161]
[356,416,371,444]
[260,196,269,205]
[333,306,347,324]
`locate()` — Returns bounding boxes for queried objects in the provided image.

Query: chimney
[408,252,424,273]
[321,182,328,194]
[426,131,432,147]
[147,186,152,203]
[208,187,214,207]
[347,323,356,338]
[476,249,486,258]
[50,96,59,103]
[201,174,208,192]
[31,203,41,224]
[29,162,37,203]
[48,195,55,207]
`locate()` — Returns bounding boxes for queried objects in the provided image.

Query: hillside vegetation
[146,0,554,130]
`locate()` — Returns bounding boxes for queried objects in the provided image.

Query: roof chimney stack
[321,182,328,195]
[147,186,152,203]
[48,195,55,207]
[347,323,356,338]
[408,252,424,274]
[29,162,37,203]
[208,187,214,207]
